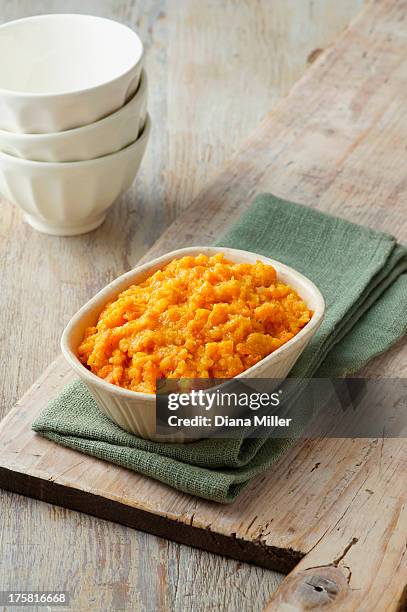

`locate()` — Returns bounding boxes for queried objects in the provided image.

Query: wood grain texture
[0,1,366,610]
[1,361,406,610]
[2,352,406,562]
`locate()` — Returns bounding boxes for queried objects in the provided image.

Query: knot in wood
[274,566,350,609]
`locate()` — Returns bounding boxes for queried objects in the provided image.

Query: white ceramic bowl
[61,246,325,443]
[0,114,151,236]
[0,70,148,162]
[0,14,143,133]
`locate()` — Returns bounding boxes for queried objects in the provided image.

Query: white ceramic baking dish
[61,247,325,442]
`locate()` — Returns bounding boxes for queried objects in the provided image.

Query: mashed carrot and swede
[78,253,312,393]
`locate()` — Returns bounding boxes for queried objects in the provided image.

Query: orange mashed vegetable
[78,253,312,393]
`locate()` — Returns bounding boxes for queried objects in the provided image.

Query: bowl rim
[0,14,144,99]
[61,246,326,402]
[0,69,148,141]
[0,113,151,167]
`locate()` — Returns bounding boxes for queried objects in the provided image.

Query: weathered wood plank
[1,359,405,580]
[264,444,407,610]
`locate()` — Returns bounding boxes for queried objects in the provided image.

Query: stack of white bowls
[0,14,149,236]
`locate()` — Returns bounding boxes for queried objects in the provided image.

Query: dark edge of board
[0,466,303,573]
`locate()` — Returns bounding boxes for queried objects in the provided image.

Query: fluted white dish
[0,70,148,162]
[0,14,143,133]
[61,246,325,443]
[0,114,151,236]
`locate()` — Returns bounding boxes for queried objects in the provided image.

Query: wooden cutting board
[1,0,407,609]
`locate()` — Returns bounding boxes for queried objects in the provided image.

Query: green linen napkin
[32,194,407,503]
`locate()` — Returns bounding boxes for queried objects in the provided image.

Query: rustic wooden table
[0,1,364,610]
